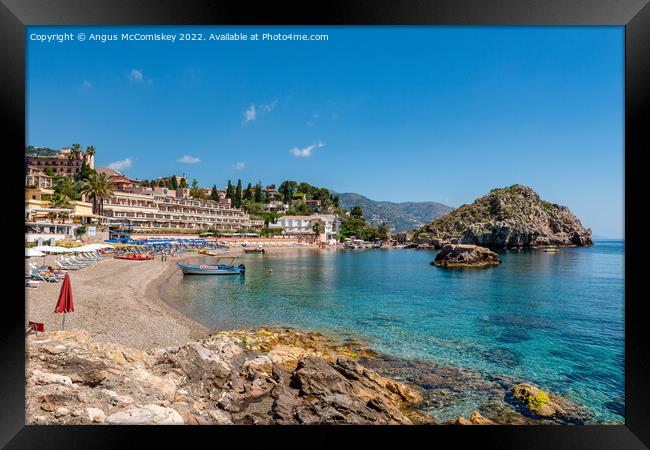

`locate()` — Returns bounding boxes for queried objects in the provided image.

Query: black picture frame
[2,1,647,448]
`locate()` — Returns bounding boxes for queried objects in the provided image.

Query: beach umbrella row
[25,248,45,257]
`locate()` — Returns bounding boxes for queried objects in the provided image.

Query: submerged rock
[432,244,501,268]
[512,383,592,423]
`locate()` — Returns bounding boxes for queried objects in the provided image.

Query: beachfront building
[268,214,340,243]
[25,187,98,243]
[26,147,94,178]
[101,186,262,233]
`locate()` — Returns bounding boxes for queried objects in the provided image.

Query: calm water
[164,240,624,423]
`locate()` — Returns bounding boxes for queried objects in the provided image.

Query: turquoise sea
[163,240,624,423]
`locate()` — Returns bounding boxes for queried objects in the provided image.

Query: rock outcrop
[432,244,501,268]
[512,383,591,423]
[416,185,592,248]
[26,328,425,425]
[455,411,496,425]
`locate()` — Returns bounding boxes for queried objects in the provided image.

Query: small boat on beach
[114,254,154,261]
[198,249,219,257]
[177,257,245,275]
[243,246,265,254]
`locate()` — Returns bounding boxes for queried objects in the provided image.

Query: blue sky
[26,26,624,237]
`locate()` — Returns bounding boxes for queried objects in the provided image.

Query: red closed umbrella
[54,273,74,329]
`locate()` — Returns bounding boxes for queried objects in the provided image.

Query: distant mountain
[335,192,454,232]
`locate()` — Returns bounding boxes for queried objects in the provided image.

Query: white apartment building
[268,214,340,242]
[101,190,261,232]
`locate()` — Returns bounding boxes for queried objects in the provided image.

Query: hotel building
[101,177,263,232]
[268,214,340,242]
[26,147,95,177]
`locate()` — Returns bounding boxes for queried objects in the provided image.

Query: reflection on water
[164,241,624,423]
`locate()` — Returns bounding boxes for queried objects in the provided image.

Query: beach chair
[57,259,79,270]
[31,273,58,283]
[56,260,76,270]
[66,257,89,268]
[26,321,44,335]
[25,279,40,289]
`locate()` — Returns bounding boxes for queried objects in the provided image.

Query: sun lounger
[32,273,59,283]
[25,279,40,288]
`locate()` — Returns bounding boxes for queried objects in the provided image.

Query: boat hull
[177,262,245,275]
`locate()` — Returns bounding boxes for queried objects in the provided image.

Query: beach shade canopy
[73,246,97,253]
[55,273,74,329]
[53,247,76,253]
[32,245,54,252]
[25,248,45,257]
[35,246,73,253]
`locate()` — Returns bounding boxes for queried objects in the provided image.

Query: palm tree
[85,145,95,157]
[80,172,114,215]
[49,193,71,209]
[54,176,82,201]
[312,221,322,235]
[49,193,72,223]
[69,143,82,162]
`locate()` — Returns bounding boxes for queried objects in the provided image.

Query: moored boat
[177,262,245,275]
[243,247,265,254]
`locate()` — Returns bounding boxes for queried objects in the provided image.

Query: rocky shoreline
[26,326,593,425]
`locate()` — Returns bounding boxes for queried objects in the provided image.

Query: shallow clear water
[164,240,624,423]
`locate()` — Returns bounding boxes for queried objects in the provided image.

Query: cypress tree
[234,179,242,207]
[254,182,263,203]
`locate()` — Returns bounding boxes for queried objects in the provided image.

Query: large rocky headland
[414,184,592,248]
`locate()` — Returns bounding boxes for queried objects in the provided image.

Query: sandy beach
[25,253,209,350]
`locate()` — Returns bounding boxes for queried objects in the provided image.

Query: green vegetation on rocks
[415,184,592,248]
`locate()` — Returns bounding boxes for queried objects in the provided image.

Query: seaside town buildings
[100,173,263,232]
[268,214,340,243]
[24,147,342,244]
[26,147,94,178]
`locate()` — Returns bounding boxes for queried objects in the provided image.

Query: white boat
[177,257,245,275]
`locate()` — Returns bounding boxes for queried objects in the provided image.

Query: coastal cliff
[415,185,592,248]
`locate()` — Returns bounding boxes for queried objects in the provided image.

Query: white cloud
[243,100,279,123]
[108,158,132,171]
[243,105,256,123]
[129,69,144,82]
[289,141,325,158]
[233,162,246,170]
[261,99,278,113]
[307,113,320,127]
[177,155,201,164]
